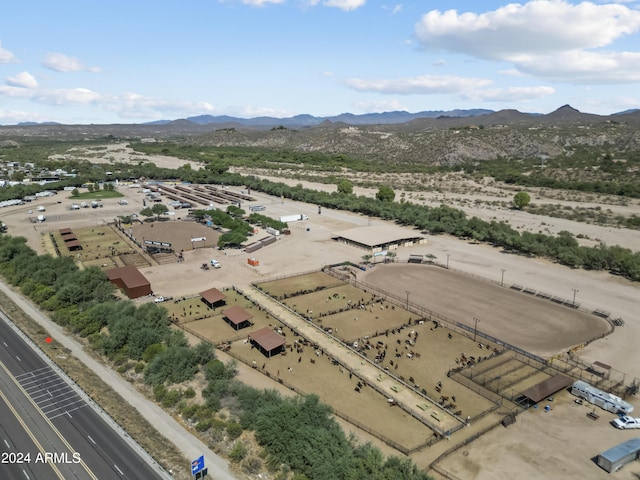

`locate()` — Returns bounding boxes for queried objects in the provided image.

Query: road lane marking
[0,387,64,480]
[0,361,98,480]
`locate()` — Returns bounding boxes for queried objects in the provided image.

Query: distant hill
[146,109,496,128]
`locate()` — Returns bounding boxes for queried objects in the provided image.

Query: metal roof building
[222,305,253,330]
[106,265,152,299]
[249,327,286,358]
[597,438,640,473]
[331,224,426,252]
[199,287,227,308]
[520,374,573,404]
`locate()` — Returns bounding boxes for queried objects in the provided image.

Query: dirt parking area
[439,394,640,480]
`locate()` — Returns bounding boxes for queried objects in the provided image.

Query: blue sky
[1,0,640,124]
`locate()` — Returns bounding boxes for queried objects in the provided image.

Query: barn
[249,327,286,357]
[331,224,426,253]
[106,265,152,299]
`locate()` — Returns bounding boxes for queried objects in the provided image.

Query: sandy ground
[2,144,640,479]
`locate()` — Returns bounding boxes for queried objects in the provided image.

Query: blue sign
[191,455,205,475]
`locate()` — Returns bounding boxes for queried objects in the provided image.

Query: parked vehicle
[571,381,634,414]
[612,415,640,429]
[210,259,221,269]
[249,205,266,212]
[279,214,309,223]
[154,296,165,303]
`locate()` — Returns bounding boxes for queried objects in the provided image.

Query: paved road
[0,313,168,480]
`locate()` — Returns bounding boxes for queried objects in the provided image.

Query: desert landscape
[1,142,640,479]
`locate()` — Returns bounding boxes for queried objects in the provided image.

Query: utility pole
[474,317,480,342]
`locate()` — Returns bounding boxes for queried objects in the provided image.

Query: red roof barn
[106,265,152,299]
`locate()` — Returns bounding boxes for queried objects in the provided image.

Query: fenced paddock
[255,271,345,300]
[254,271,505,435]
[225,325,436,452]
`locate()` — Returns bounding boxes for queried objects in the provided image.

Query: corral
[50,224,150,270]
[252,272,510,450]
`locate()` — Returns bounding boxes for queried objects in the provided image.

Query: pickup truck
[612,415,640,429]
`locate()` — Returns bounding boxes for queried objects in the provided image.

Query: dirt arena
[360,263,612,358]
[131,220,219,252]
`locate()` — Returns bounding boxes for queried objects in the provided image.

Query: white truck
[210,259,221,269]
[279,214,309,223]
[612,415,640,429]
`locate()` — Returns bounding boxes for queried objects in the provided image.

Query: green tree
[151,203,169,219]
[337,179,354,195]
[513,191,531,210]
[140,207,154,218]
[375,186,395,202]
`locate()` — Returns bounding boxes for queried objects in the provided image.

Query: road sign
[191,455,205,476]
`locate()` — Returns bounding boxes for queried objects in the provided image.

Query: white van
[210,259,221,269]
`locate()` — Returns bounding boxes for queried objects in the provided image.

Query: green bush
[229,442,248,463]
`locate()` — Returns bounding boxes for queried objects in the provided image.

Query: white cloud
[34,88,103,105]
[240,0,286,5]
[391,4,402,15]
[0,41,17,63]
[414,1,640,82]
[322,0,366,11]
[499,69,525,77]
[461,86,556,102]
[42,53,100,73]
[345,74,493,95]
[515,50,640,83]
[6,72,38,89]
[0,86,35,98]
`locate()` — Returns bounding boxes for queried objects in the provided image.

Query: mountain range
[2,105,640,166]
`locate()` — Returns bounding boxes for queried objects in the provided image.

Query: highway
[0,313,170,480]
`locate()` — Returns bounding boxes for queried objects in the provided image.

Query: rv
[571,380,633,414]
